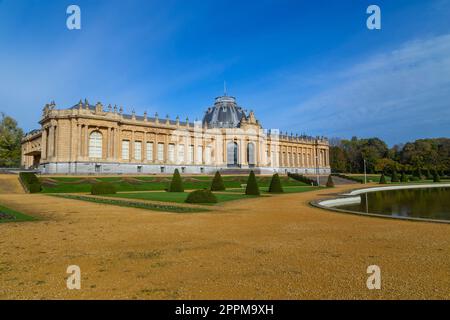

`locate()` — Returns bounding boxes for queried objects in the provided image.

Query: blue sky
[0,0,449,145]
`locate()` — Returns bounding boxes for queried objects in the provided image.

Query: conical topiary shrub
[391,170,399,182]
[326,175,335,187]
[433,170,441,183]
[268,173,284,193]
[245,170,260,196]
[210,171,226,191]
[379,173,387,184]
[168,169,184,192]
[400,172,408,183]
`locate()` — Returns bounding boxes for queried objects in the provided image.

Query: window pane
[89,131,102,158]
[146,142,153,161]
[135,141,142,160]
[122,140,129,160]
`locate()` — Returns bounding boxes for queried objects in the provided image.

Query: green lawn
[0,204,36,223]
[40,175,309,193]
[223,186,323,194]
[102,191,259,204]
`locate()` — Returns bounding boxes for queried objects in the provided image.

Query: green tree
[379,174,387,184]
[168,169,184,192]
[433,170,441,183]
[400,172,408,183]
[245,170,260,196]
[268,173,284,193]
[0,113,23,167]
[391,170,399,183]
[210,171,226,191]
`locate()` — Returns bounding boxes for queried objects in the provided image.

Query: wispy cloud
[281,33,450,144]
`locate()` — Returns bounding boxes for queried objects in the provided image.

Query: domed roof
[202,96,247,128]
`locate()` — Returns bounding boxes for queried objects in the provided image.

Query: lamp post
[363,158,367,184]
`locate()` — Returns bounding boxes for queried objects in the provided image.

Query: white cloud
[284,33,450,144]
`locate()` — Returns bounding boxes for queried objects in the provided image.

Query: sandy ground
[0,175,449,299]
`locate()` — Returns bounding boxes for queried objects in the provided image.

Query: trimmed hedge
[268,173,284,193]
[185,189,218,204]
[288,173,317,185]
[210,171,226,191]
[19,172,42,193]
[168,169,184,192]
[91,182,117,195]
[245,171,260,196]
[326,175,335,187]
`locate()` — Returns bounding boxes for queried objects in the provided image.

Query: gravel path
[0,184,449,299]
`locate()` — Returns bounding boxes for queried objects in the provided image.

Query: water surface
[335,187,450,221]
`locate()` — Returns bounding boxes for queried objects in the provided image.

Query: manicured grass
[0,204,36,223]
[223,186,323,194]
[50,194,209,213]
[40,175,308,193]
[102,191,258,204]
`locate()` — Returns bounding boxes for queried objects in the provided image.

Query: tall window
[178,144,185,163]
[122,140,130,160]
[247,143,255,165]
[157,143,164,161]
[89,131,102,158]
[189,145,194,163]
[146,142,153,161]
[134,141,142,161]
[205,146,212,164]
[197,146,203,164]
[168,144,175,162]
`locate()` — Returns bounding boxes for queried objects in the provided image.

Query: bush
[413,168,423,179]
[409,176,420,181]
[19,172,42,193]
[379,174,387,184]
[168,169,184,192]
[400,172,408,182]
[245,170,260,195]
[268,173,284,193]
[91,182,116,195]
[391,170,399,182]
[425,169,433,180]
[185,189,218,204]
[326,175,335,187]
[210,171,225,191]
[433,170,441,183]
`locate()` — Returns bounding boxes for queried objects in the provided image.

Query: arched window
[227,142,238,167]
[89,131,102,158]
[247,142,255,165]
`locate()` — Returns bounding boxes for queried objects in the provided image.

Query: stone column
[41,128,47,160]
[84,125,89,158]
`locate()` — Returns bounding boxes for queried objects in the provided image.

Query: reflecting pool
[335,187,450,221]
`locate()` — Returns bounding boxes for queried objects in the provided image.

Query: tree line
[329,136,450,174]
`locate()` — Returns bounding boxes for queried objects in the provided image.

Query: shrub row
[91,182,117,195]
[19,172,42,193]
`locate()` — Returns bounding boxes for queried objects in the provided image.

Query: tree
[326,175,335,187]
[0,113,23,167]
[210,171,226,191]
[400,171,408,183]
[268,173,284,193]
[433,170,441,183]
[391,170,399,183]
[413,168,423,180]
[379,174,387,184]
[168,169,184,192]
[329,146,347,173]
[245,171,260,196]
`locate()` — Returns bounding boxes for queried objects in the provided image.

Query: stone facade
[21,97,330,175]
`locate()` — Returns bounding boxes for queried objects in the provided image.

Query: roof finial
[223,80,227,96]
